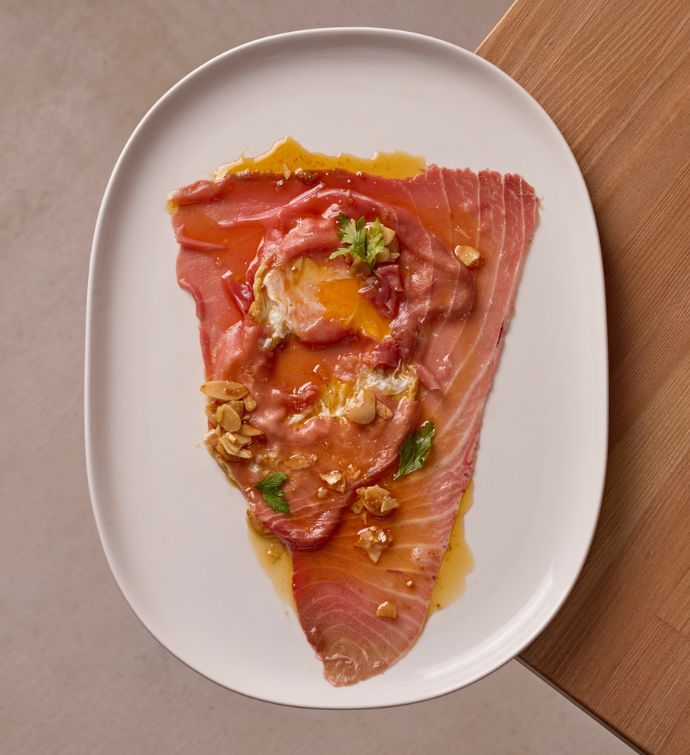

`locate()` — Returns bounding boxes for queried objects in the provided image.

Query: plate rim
[84,26,608,709]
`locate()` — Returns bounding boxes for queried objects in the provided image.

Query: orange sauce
[246,521,295,610]
[271,336,329,390]
[217,136,425,179]
[429,481,475,614]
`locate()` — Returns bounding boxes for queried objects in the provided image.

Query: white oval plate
[86,28,607,708]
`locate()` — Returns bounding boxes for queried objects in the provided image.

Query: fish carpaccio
[170,160,538,686]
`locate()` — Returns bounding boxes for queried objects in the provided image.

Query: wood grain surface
[477,0,690,751]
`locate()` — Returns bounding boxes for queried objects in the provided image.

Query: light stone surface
[0,1,631,752]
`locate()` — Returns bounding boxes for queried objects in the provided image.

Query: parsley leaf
[330,214,388,268]
[255,472,290,515]
[394,421,435,480]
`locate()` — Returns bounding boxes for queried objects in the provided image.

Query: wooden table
[478,1,690,751]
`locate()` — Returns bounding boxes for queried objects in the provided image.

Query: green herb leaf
[329,214,388,268]
[255,472,290,514]
[394,420,435,480]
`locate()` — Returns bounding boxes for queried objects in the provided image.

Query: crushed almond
[355,525,393,563]
[201,380,248,401]
[204,401,218,423]
[381,226,396,247]
[215,404,242,432]
[320,470,346,492]
[376,601,397,619]
[286,453,312,470]
[240,423,263,437]
[207,429,253,461]
[375,400,394,419]
[243,394,257,412]
[218,432,241,457]
[405,579,415,590]
[232,432,252,447]
[259,450,280,467]
[345,464,362,482]
[203,428,218,445]
[345,388,376,425]
[372,224,400,263]
[229,399,246,416]
[355,485,399,516]
[454,245,483,269]
[316,487,328,500]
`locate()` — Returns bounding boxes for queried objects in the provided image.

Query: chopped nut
[320,470,346,492]
[376,601,397,619]
[454,245,483,269]
[351,498,364,514]
[240,423,263,437]
[232,433,252,447]
[355,525,393,563]
[218,433,241,457]
[203,428,220,451]
[201,380,248,401]
[309,453,318,463]
[367,224,399,262]
[345,388,376,425]
[204,401,218,424]
[243,394,257,412]
[213,431,252,460]
[345,464,362,482]
[213,442,232,461]
[375,400,394,419]
[405,579,415,590]
[215,403,242,432]
[355,485,399,516]
[259,450,280,467]
[286,453,312,470]
[316,487,328,500]
[376,243,400,263]
[381,226,396,246]
[229,399,246,416]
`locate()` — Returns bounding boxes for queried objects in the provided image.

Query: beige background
[1,2,630,753]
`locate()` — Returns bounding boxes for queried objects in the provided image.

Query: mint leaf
[394,421,435,480]
[255,472,290,515]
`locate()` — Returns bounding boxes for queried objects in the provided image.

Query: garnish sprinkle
[255,472,290,514]
[394,420,435,480]
[330,213,388,269]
